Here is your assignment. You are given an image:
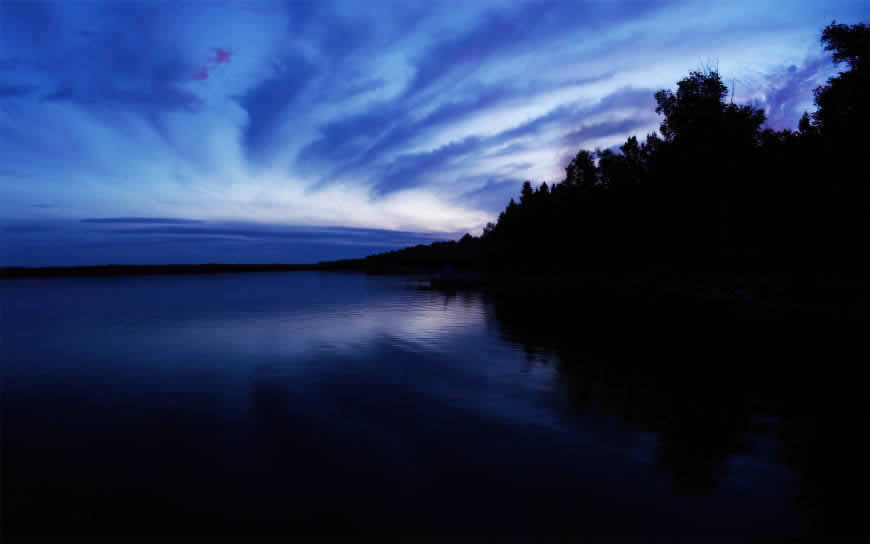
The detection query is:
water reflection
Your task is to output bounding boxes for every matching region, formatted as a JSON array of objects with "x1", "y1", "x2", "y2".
[
  {"x1": 153, "y1": 288, "x2": 485, "y2": 359},
  {"x1": 495, "y1": 295, "x2": 778, "y2": 474},
  {"x1": 0, "y1": 272, "x2": 839, "y2": 535},
  {"x1": 485, "y1": 288, "x2": 861, "y2": 534}
]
